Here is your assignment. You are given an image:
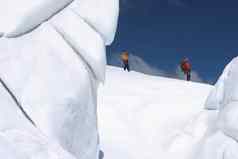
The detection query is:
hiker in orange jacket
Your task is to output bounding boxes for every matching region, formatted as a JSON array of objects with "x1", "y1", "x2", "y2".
[
  {"x1": 180, "y1": 58, "x2": 191, "y2": 81},
  {"x1": 121, "y1": 51, "x2": 130, "y2": 72}
]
